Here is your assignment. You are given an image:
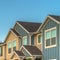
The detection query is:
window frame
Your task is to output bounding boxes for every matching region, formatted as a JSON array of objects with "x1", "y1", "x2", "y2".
[
  {"x1": 8, "y1": 42, "x2": 11, "y2": 53},
  {"x1": 45, "y1": 27, "x2": 57, "y2": 48},
  {"x1": 12, "y1": 40, "x2": 16, "y2": 51},
  {"x1": 37, "y1": 34, "x2": 42, "y2": 45},
  {"x1": 23, "y1": 36, "x2": 27, "y2": 45}
]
